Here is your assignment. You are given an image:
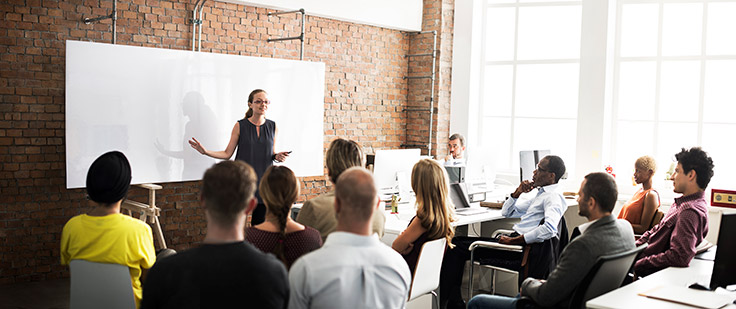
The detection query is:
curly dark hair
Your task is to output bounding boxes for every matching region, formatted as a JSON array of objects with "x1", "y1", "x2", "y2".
[{"x1": 675, "y1": 147, "x2": 714, "y2": 190}]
